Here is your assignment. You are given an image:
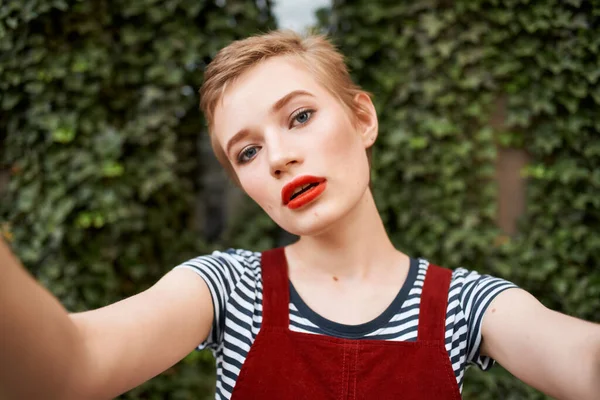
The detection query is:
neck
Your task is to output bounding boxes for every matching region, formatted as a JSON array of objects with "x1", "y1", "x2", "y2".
[{"x1": 288, "y1": 189, "x2": 403, "y2": 280}]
